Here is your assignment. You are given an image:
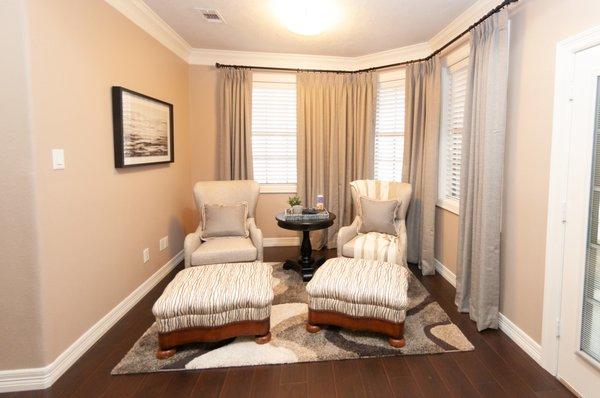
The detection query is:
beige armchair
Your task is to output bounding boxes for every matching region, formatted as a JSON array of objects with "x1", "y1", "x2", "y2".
[
  {"x1": 337, "y1": 180, "x2": 412, "y2": 266},
  {"x1": 184, "y1": 180, "x2": 263, "y2": 267}
]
